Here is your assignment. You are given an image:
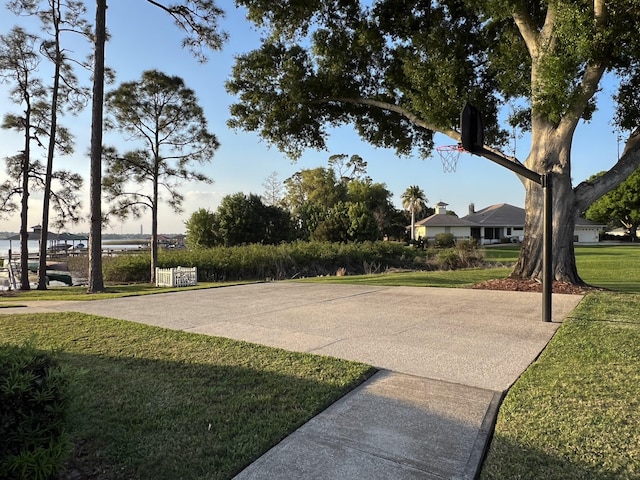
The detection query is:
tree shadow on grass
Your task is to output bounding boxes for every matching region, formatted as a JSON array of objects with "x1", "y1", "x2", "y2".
[
  {"x1": 58, "y1": 350, "x2": 374, "y2": 480},
  {"x1": 0, "y1": 320, "x2": 373, "y2": 480},
  {"x1": 481, "y1": 430, "x2": 636, "y2": 480}
]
